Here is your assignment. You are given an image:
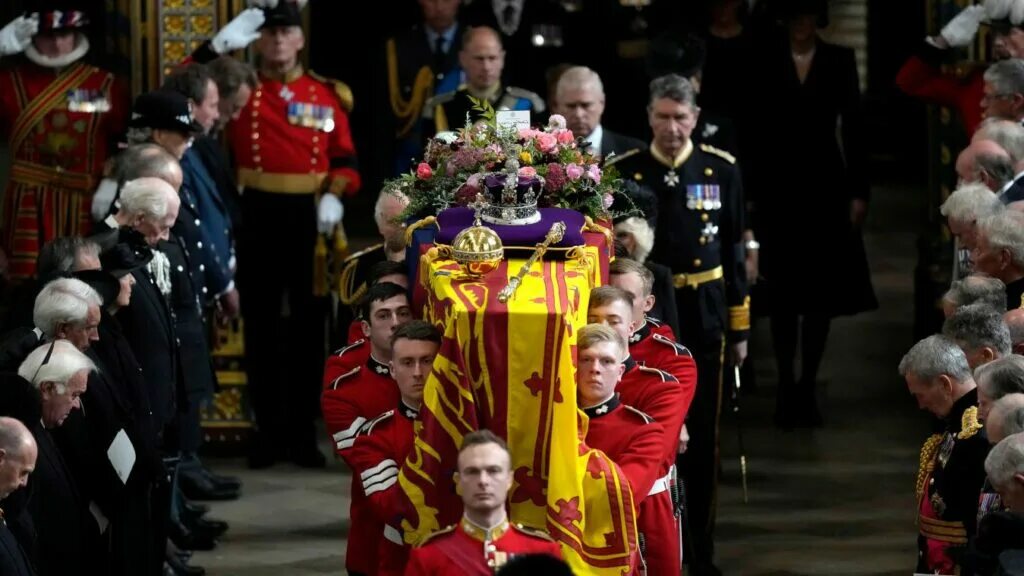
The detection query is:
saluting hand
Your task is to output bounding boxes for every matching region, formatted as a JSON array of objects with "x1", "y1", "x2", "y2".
[
  {"x1": 212, "y1": 8, "x2": 265, "y2": 54},
  {"x1": 0, "y1": 14, "x2": 38, "y2": 57}
]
